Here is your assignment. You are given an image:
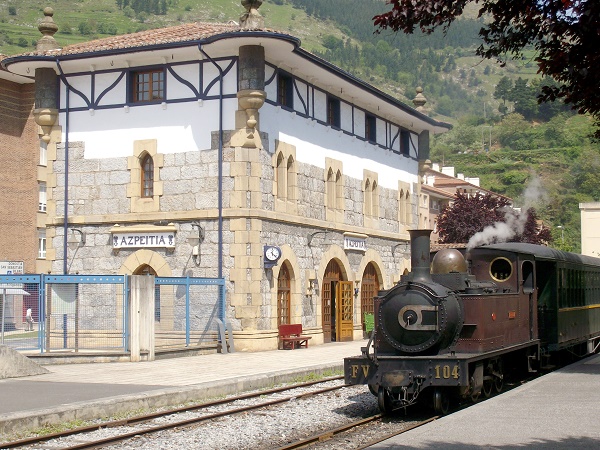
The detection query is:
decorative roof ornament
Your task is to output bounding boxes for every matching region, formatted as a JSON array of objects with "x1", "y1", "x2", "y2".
[
  {"x1": 36, "y1": 7, "x2": 60, "y2": 52},
  {"x1": 240, "y1": 0, "x2": 264, "y2": 30},
  {"x1": 412, "y1": 86, "x2": 427, "y2": 113}
]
